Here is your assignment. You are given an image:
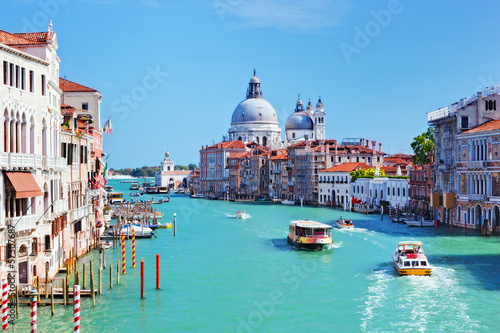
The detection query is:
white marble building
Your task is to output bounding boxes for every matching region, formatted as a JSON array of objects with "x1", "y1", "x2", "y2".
[
  {"x1": 351, "y1": 167, "x2": 410, "y2": 208},
  {"x1": 0, "y1": 23, "x2": 67, "y2": 283},
  {"x1": 285, "y1": 95, "x2": 325, "y2": 144},
  {"x1": 228, "y1": 71, "x2": 281, "y2": 147},
  {"x1": 155, "y1": 152, "x2": 191, "y2": 189}
]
